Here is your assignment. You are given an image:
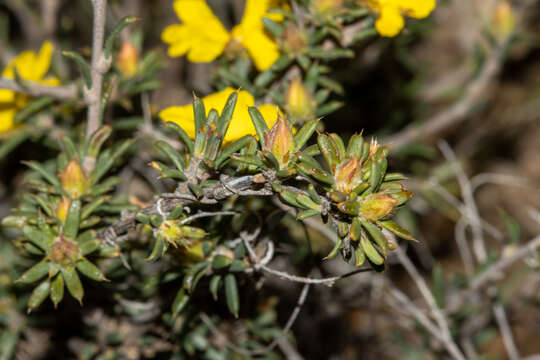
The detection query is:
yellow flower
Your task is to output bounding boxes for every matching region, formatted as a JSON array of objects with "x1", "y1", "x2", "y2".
[
  {"x1": 159, "y1": 87, "x2": 279, "y2": 143},
  {"x1": 367, "y1": 0, "x2": 436, "y2": 37},
  {"x1": 161, "y1": 0, "x2": 284, "y2": 71},
  {"x1": 0, "y1": 41, "x2": 59, "y2": 133}
]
